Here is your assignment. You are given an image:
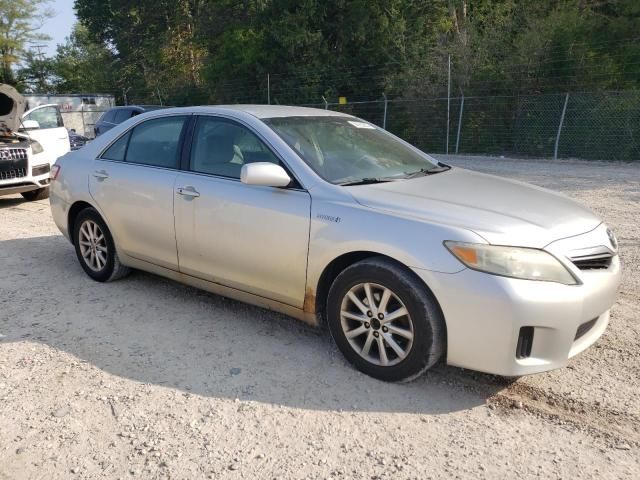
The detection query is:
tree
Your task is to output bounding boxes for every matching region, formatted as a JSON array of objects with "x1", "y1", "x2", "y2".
[
  {"x1": 16, "y1": 48, "x2": 55, "y2": 92},
  {"x1": 51, "y1": 24, "x2": 119, "y2": 94},
  {"x1": 0, "y1": 0, "x2": 52, "y2": 85},
  {"x1": 74, "y1": 0, "x2": 207, "y2": 104},
  {"x1": 71, "y1": 0, "x2": 640, "y2": 105}
]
